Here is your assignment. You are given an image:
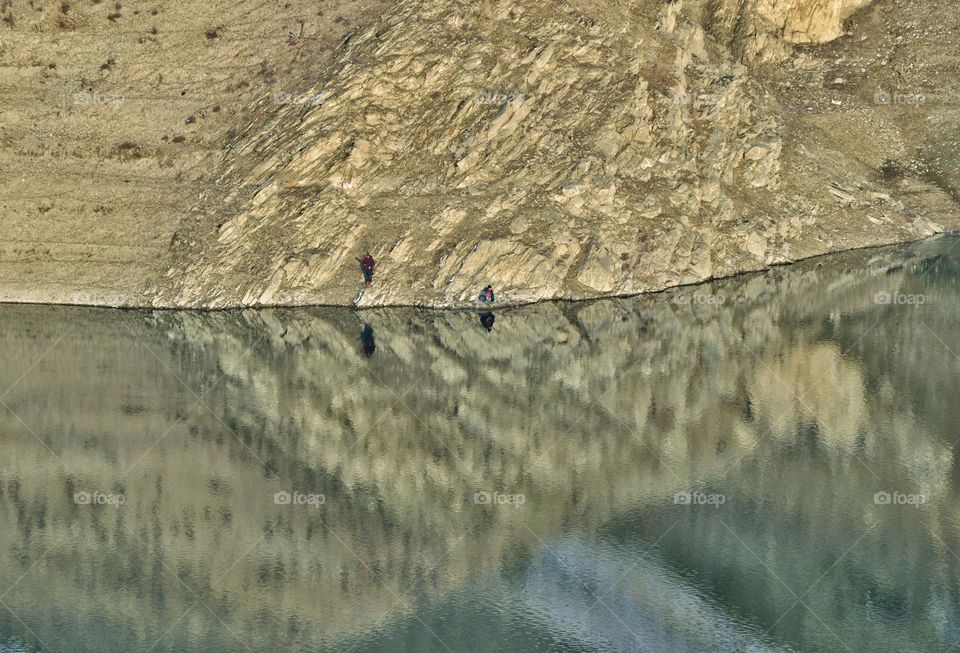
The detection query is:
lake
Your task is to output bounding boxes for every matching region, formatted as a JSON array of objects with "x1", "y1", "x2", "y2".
[{"x1": 1, "y1": 236, "x2": 959, "y2": 652}]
